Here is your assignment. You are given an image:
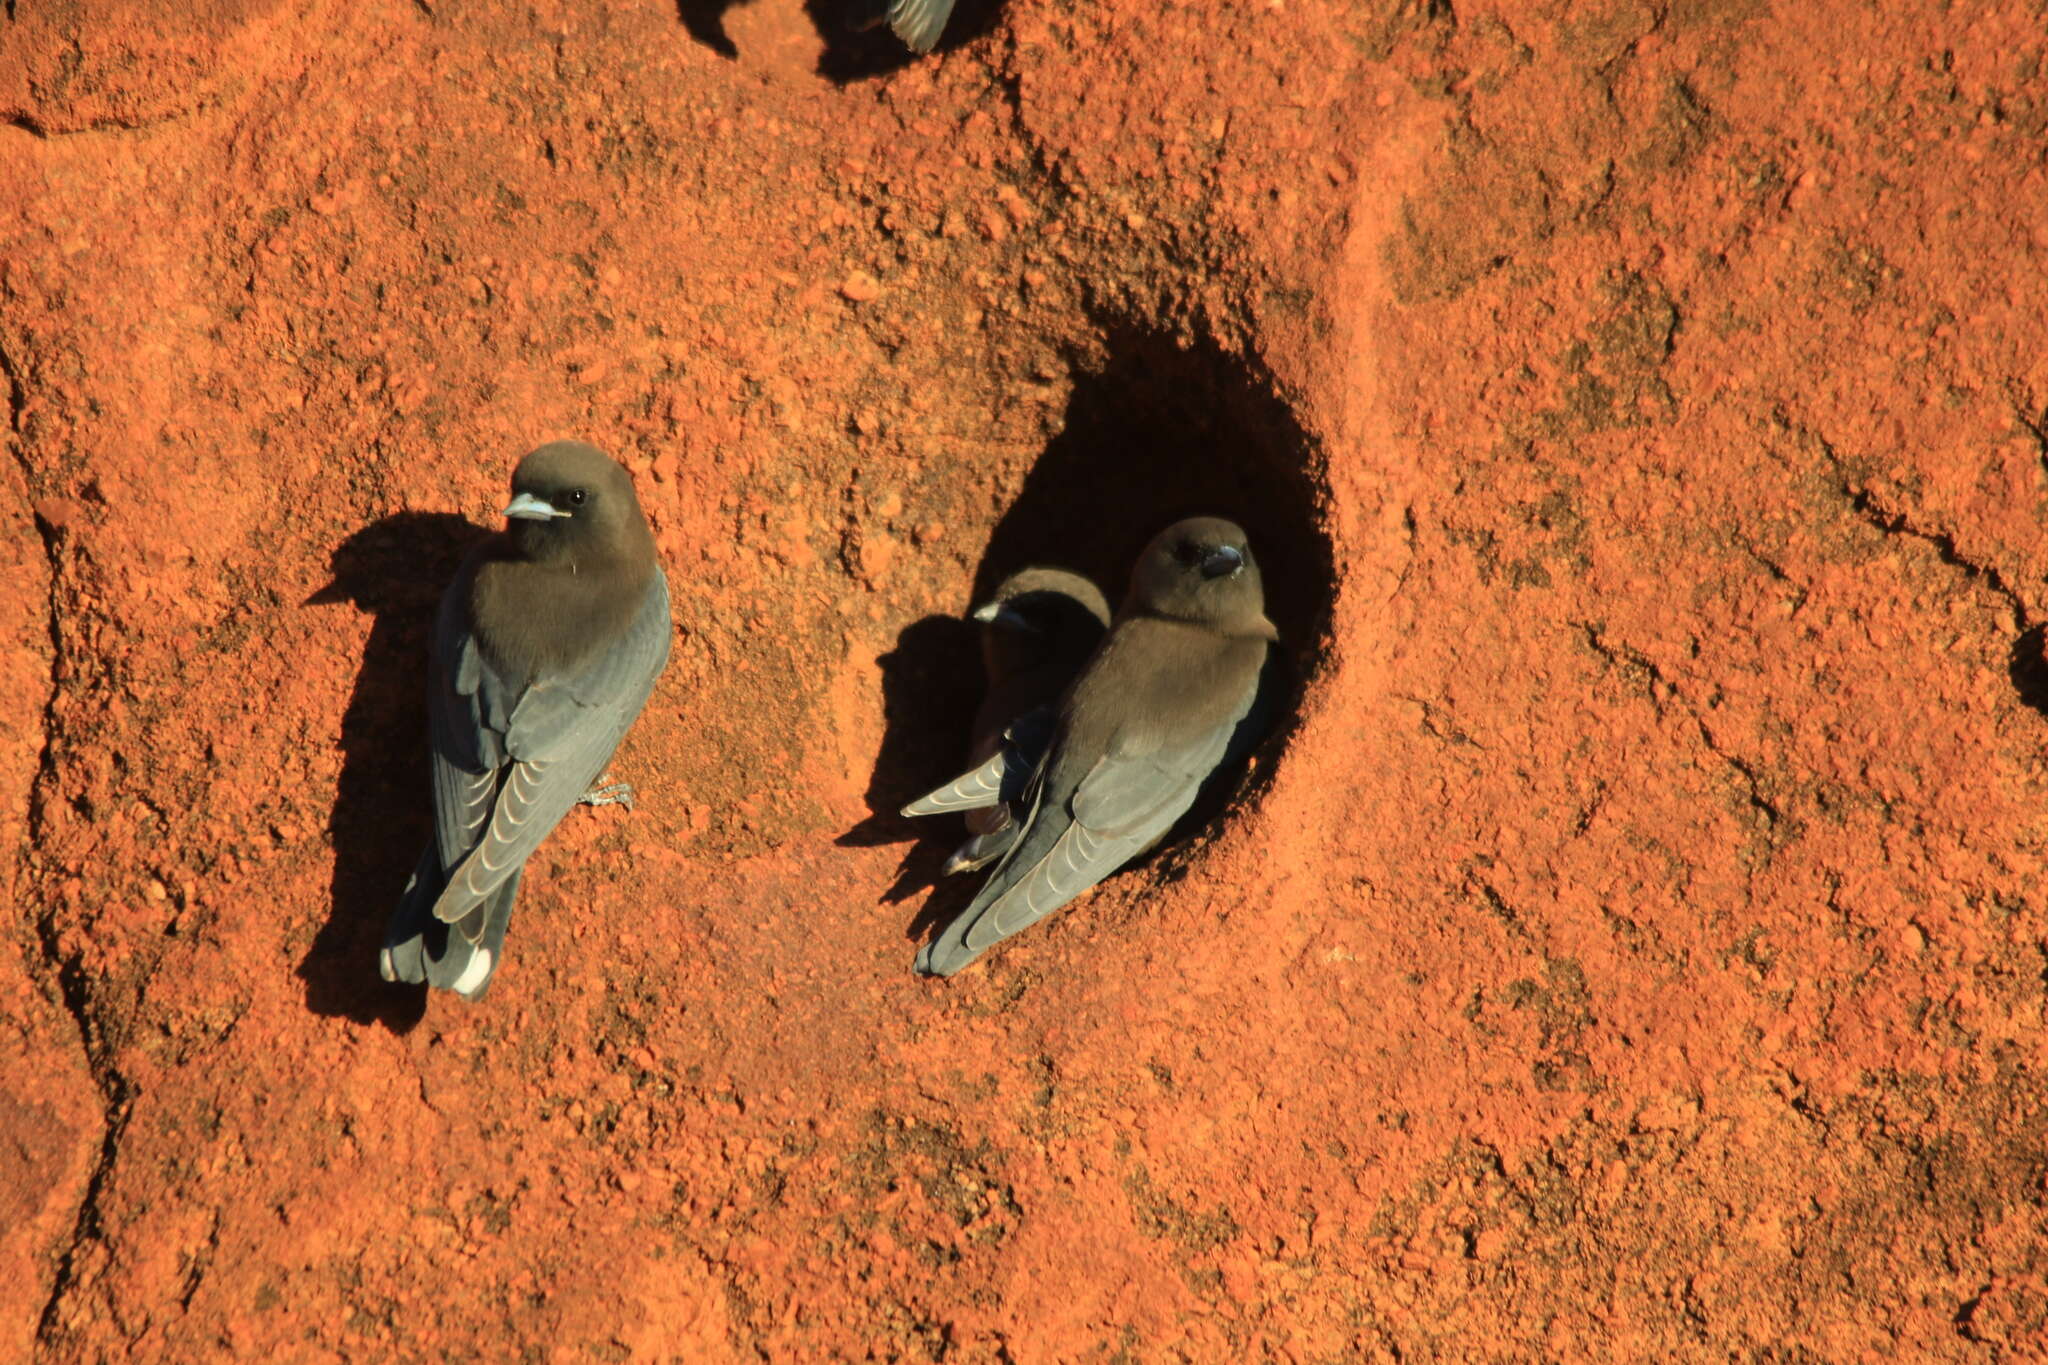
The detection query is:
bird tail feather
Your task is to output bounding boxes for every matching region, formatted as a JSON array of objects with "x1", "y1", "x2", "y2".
[
  {"x1": 900, "y1": 748, "x2": 1010, "y2": 817},
  {"x1": 381, "y1": 847, "x2": 521, "y2": 1001}
]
